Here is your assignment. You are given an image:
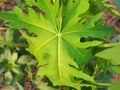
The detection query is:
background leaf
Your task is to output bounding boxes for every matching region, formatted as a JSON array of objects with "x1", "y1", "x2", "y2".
[
  {"x1": 96, "y1": 44, "x2": 120, "y2": 65},
  {"x1": 112, "y1": 66, "x2": 120, "y2": 75},
  {"x1": 108, "y1": 80, "x2": 120, "y2": 90}
]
